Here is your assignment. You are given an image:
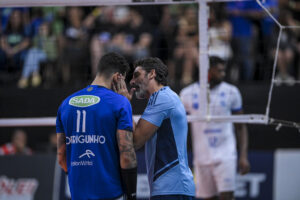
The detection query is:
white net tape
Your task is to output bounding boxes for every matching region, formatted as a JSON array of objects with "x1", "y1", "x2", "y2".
[{"x1": 0, "y1": 114, "x2": 269, "y2": 127}]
